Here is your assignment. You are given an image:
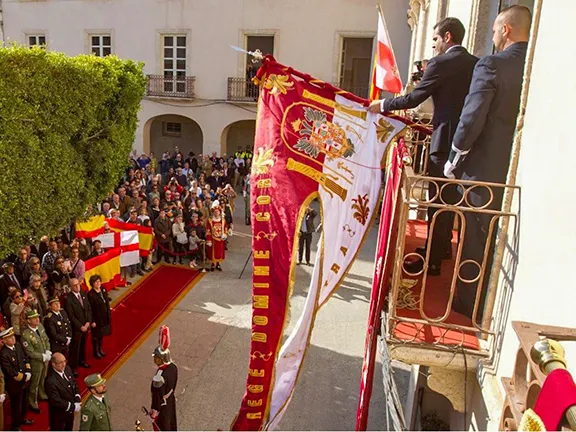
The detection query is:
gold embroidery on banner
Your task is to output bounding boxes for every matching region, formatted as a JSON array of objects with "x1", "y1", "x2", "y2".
[
  {"x1": 254, "y1": 266, "x2": 270, "y2": 276},
  {"x1": 337, "y1": 161, "x2": 354, "y2": 179},
  {"x1": 252, "y1": 332, "x2": 267, "y2": 343},
  {"x1": 256, "y1": 195, "x2": 271, "y2": 205},
  {"x1": 253, "y1": 282, "x2": 270, "y2": 288},
  {"x1": 250, "y1": 351, "x2": 273, "y2": 361},
  {"x1": 302, "y1": 89, "x2": 367, "y2": 121},
  {"x1": 351, "y1": 194, "x2": 370, "y2": 225},
  {"x1": 253, "y1": 295, "x2": 269, "y2": 309},
  {"x1": 253, "y1": 315, "x2": 269, "y2": 326},
  {"x1": 286, "y1": 158, "x2": 347, "y2": 201},
  {"x1": 247, "y1": 398, "x2": 264, "y2": 406},
  {"x1": 254, "y1": 231, "x2": 278, "y2": 241},
  {"x1": 263, "y1": 74, "x2": 294, "y2": 96},
  {"x1": 376, "y1": 118, "x2": 396, "y2": 143},
  {"x1": 251, "y1": 148, "x2": 275, "y2": 176},
  {"x1": 256, "y1": 179, "x2": 272, "y2": 189},
  {"x1": 247, "y1": 412, "x2": 263, "y2": 420},
  {"x1": 340, "y1": 246, "x2": 348, "y2": 256},
  {"x1": 255, "y1": 212, "x2": 271, "y2": 222},
  {"x1": 249, "y1": 369, "x2": 265, "y2": 378},
  {"x1": 342, "y1": 224, "x2": 356, "y2": 237},
  {"x1": 254, "y1": 250, "x2": 270, "y2": 260},
  {"x1": 248, "y1": 385, "x2": 264, "y2": 394},
  {"x1": 331, "y1": 263, "x2": 341, "y2": 274}
]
